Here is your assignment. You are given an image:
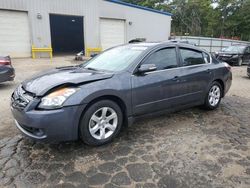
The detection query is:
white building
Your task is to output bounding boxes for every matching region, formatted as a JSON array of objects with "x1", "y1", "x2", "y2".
[{"x1": 0, "y1": 0, "x2": 172, "y2": 57}]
